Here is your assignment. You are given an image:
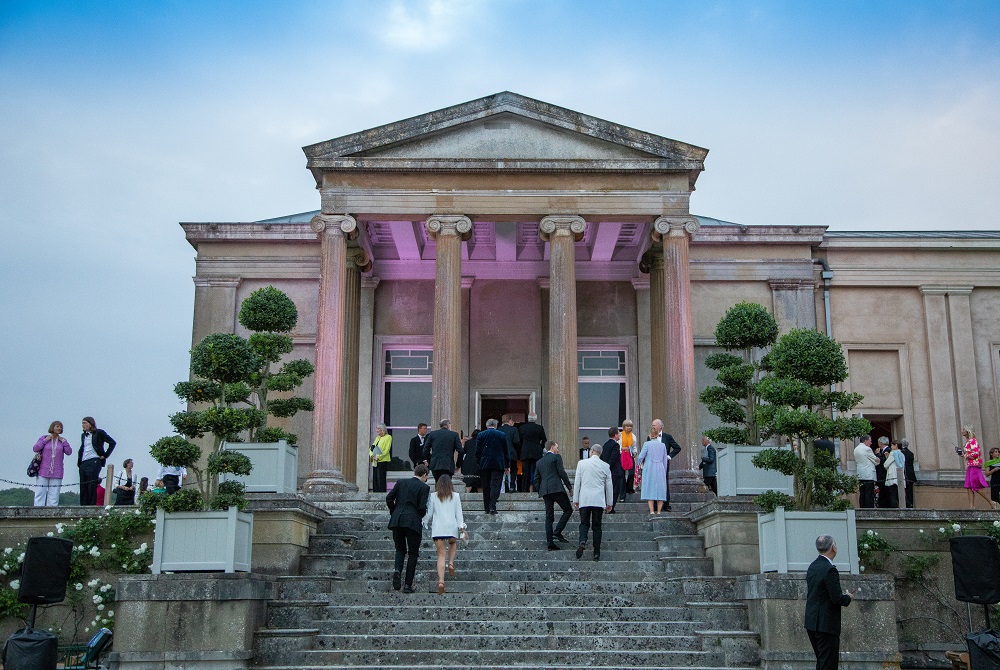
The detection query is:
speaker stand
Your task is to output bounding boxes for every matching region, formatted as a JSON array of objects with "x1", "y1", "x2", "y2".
[{"x1": 27, "y1": 603, "x2": 38, "y2": 629}]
